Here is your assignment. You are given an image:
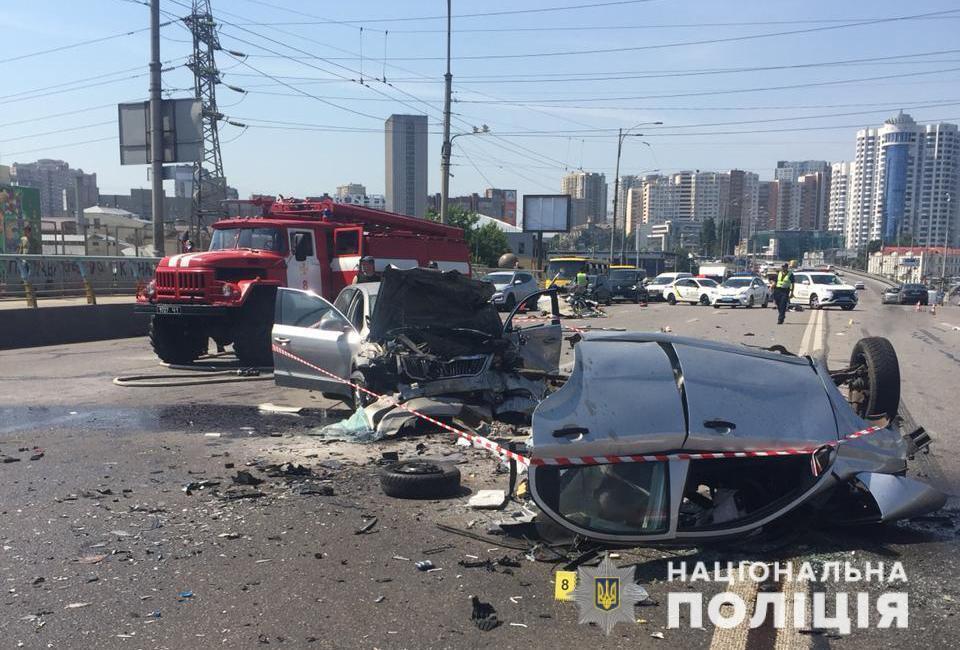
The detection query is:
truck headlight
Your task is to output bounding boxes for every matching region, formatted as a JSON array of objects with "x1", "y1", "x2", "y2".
[
  {"x1": 145, "y1": 279, "x2": 157, "y2": 300},
  {"x1": 222, "y1": 282, "x2": 240, "y2": 298}
]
